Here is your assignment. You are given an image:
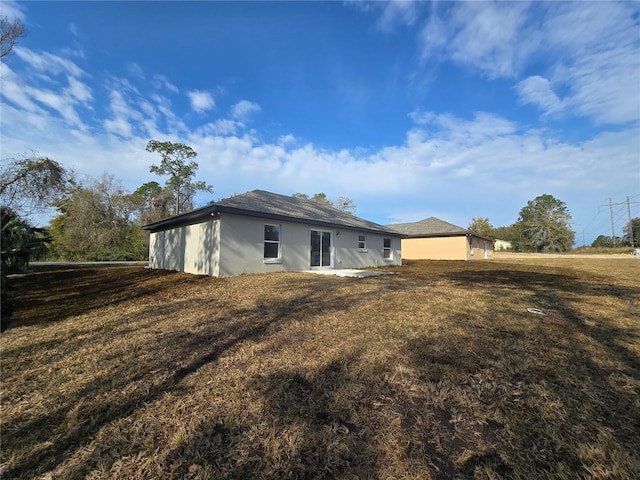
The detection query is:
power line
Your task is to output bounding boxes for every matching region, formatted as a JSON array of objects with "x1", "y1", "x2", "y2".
[{"x1": 598, "y1": 196, "x2": 640, "y2": 245}]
